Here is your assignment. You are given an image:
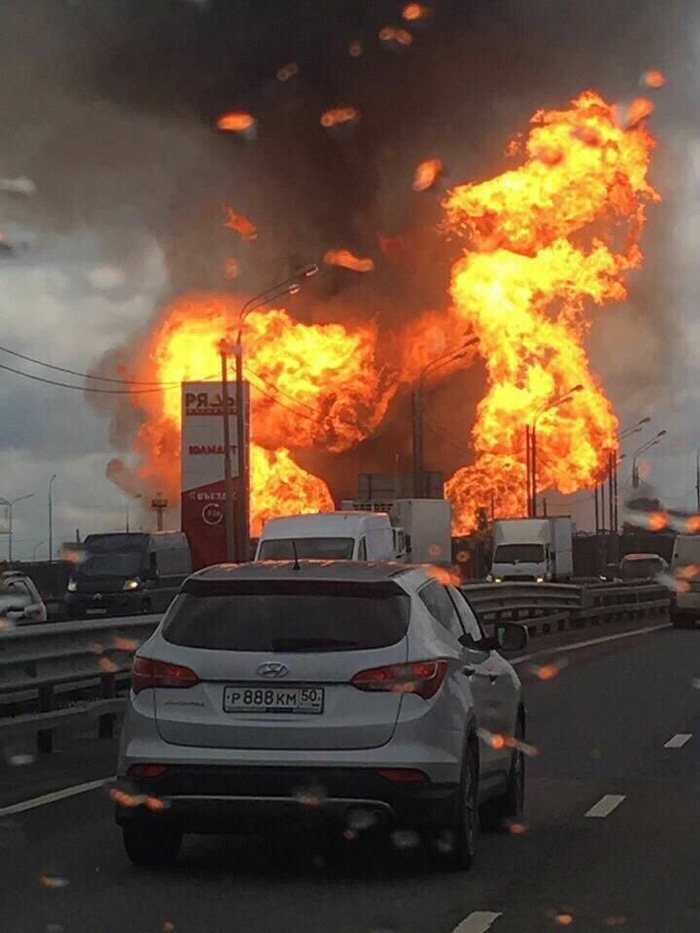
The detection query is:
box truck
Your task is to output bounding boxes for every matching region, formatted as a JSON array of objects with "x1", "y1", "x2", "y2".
[
  {"x1": 341, "y1": 498, "x2": 452, "y2": 565},
  {"x1": 670, "y1": 534, "x2": 700, "y2": 628},
  {"x1": 489, "y1": 517, "x2": 574, "y2": 583}
]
